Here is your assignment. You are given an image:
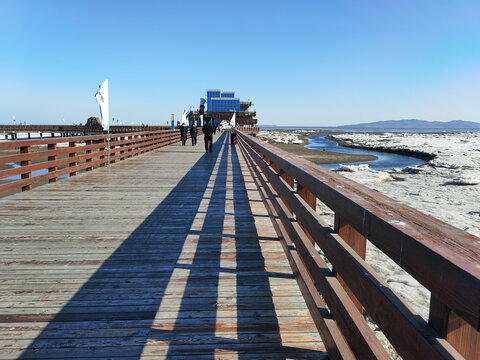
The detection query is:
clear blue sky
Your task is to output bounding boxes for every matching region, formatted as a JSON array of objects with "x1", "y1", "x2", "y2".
[{"x1": 1, "y1": 0, "x2": 479, "y2": 126}]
